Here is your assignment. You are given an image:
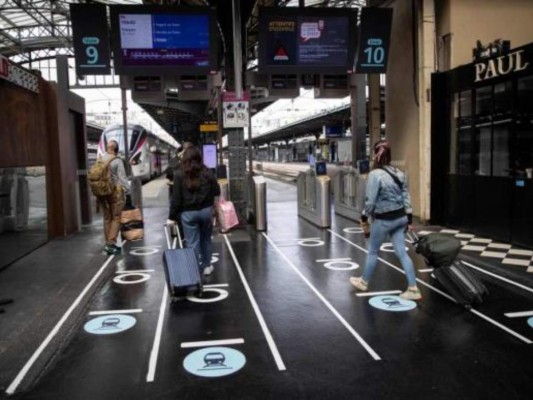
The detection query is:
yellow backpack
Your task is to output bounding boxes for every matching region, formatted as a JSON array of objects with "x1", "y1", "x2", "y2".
[{"x1": 88, "y1": 156, "x2": 116, "y2": 197}]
